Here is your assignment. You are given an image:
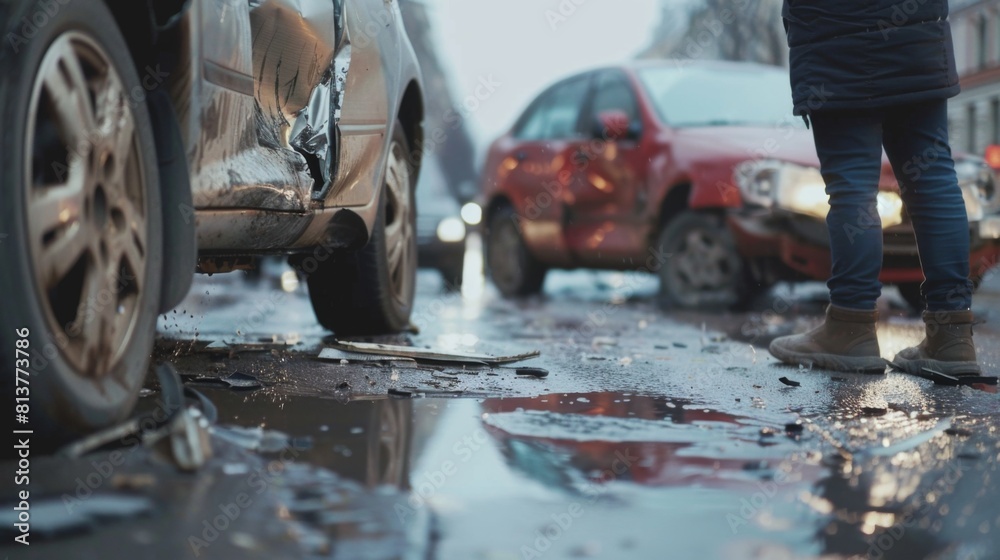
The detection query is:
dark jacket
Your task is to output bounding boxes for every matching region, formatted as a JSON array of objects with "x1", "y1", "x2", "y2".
[{"x1": 783, "y1": 0, "x2": 960, "y2": 115}]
